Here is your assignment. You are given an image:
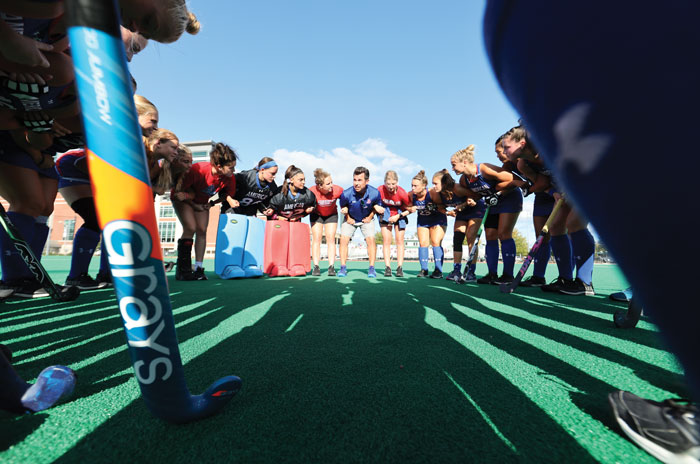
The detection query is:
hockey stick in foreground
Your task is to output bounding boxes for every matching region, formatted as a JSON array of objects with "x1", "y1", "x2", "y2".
[
  {"x1": 500, "y1": 197, "x2": 565, "y2": 294},
  {"x1": 614, "y1": 294, "x2": 643, "y2": 329},
  {"x1": 66, "y1": 0, "x2": 241, "y2": 423},
  {"x1": 0, "y1": 203, "x2": 80, "y2": 302}
]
